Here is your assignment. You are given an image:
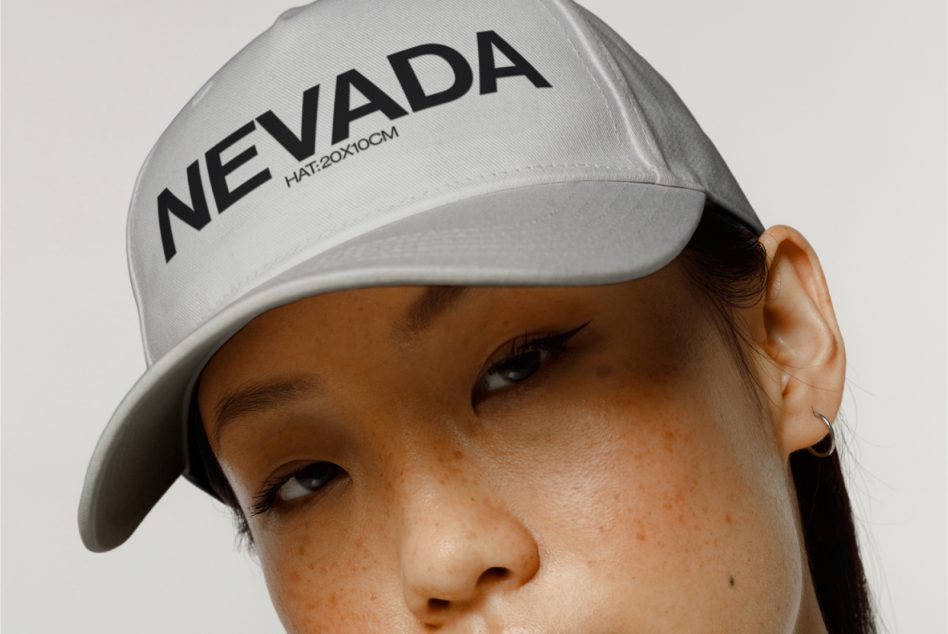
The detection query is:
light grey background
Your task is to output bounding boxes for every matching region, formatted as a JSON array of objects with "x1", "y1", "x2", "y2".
[{"x1": 2, "y1": 0, "x2": 945, "y2": 631}]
